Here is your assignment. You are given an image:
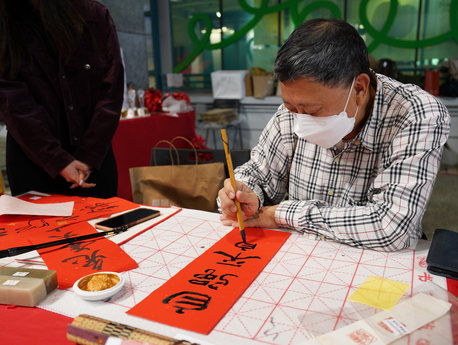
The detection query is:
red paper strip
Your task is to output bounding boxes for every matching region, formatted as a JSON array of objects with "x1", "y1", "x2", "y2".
[
  {"x1": 35, "y1": 222, "x2": 138, "y2": 289},
  {"x1": 0, "y1": 195, "x2": 138, "y2": 250},
  {"x1": 127, "y1": 228, "x2": 290, "y2": 334}
]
